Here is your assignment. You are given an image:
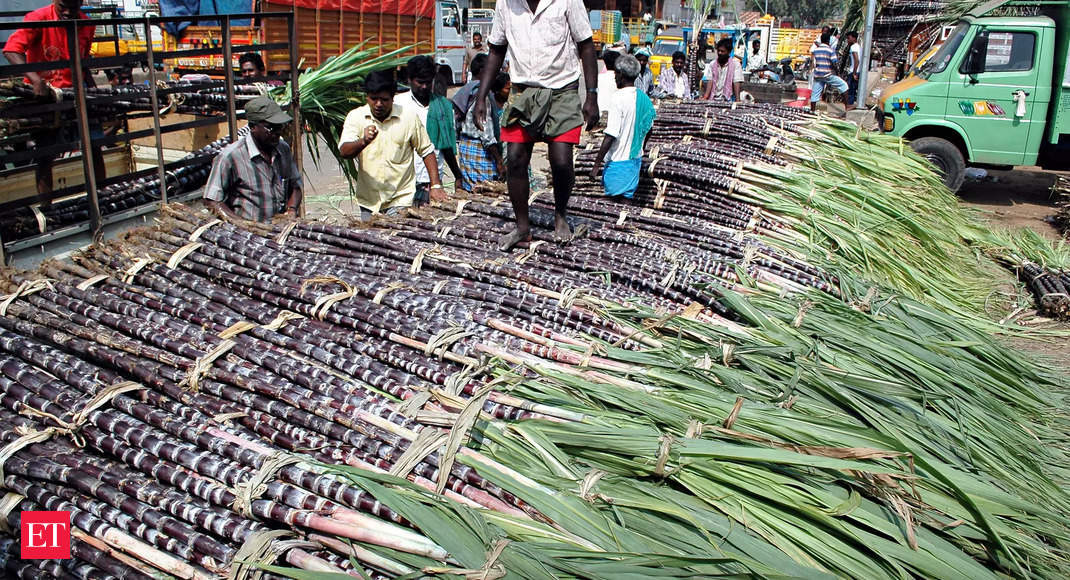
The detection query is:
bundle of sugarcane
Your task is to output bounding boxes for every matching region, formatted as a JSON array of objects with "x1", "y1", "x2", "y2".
[
  {"x1": 575, "y1": 100, "x2": 1057, "y2": 327},
  {"x1": 0, "y1": 116, "x2": 53, "y2": 138},
  {"x1": 0, "y1": 130, "x2": 240, "y2": 243},
  {"x1": 971, "y1": 227, "x2": 1070, "y2": 319},
  {"x1": 682, "y1": 0, "x2": 716, "y2": 98},
  {"x1": 0, "y1": 197, "x2": 1065, "y2": 578},
  {"x1": 1019, "y1": 262, "x2": 1070, "y2": 319}
]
